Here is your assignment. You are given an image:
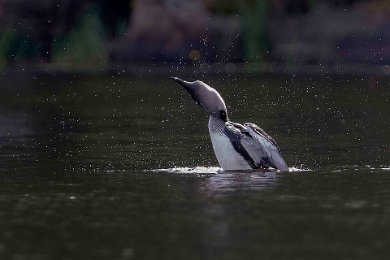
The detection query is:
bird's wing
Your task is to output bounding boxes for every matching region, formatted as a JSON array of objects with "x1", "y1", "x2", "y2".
[
  {"x1": 224, "y1": 121, "x2": 288, "y2": 171},
  {"x1": 244, "y1": 122, "x2": 288, "y2": 171},
  {"x1": 223, "y1": 122, "x2": 261, "y2": 169},
  {"x1": 243, "y1": 123, "x2": 281, "y2": 152}
]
